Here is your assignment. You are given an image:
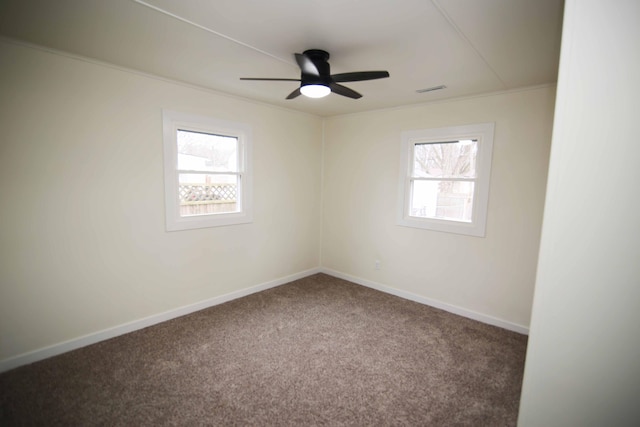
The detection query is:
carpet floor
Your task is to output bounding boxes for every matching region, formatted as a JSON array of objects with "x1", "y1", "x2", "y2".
[{"x1": 0, "y1": 273, "x2": 527, "y2": 426}]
